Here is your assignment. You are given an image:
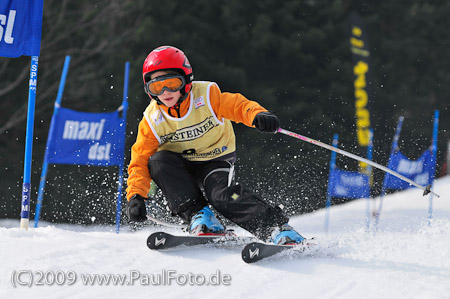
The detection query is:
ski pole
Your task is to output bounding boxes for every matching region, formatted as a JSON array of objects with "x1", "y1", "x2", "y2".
[{"x1": 277, "y1": 128, "x2": 440, "y2": 198}]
